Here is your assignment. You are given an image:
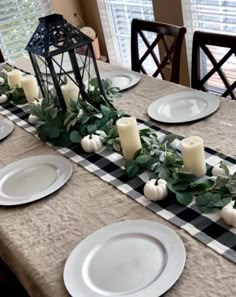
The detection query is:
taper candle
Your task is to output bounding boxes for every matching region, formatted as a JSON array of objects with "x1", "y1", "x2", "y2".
[
  {"x1": 7, "y1": 69, "x2": 22, "y2": 89},
  {"x1": 116, "y1": 117, "x2": 142, "y2": 160},
  {"x1": 21, "y1": 75, "x2": 39, "y2": 103},
  {"x1": 181, "y1": 136, "x2": 206, "y2": 177}
]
